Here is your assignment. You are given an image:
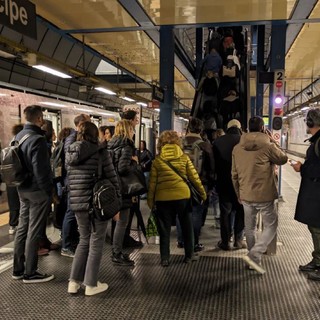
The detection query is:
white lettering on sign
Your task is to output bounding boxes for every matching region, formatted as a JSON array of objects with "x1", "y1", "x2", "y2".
[{"x1": 0, "y1": 0, "x2": 29, "y2": 26}]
